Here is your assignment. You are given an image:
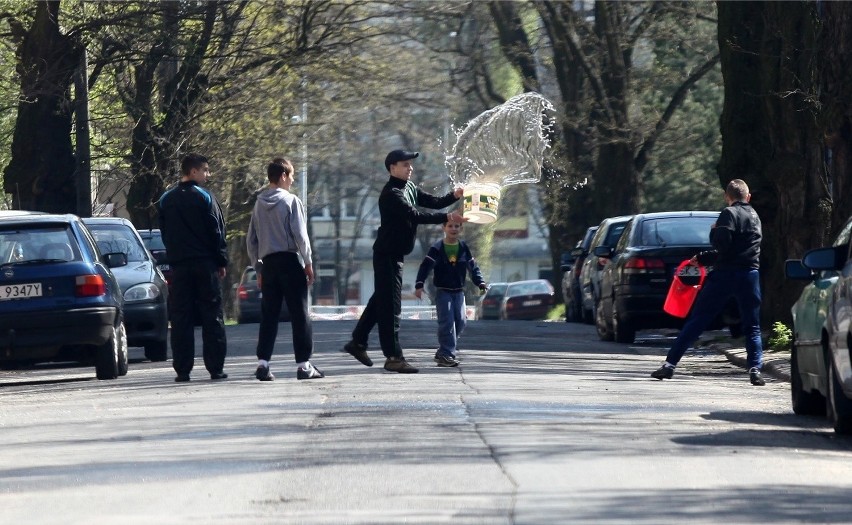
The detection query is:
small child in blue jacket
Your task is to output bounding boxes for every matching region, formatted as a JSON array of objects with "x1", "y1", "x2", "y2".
[{"x1": 414, "y1": 220, "x2": 487, "y2": 367}]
